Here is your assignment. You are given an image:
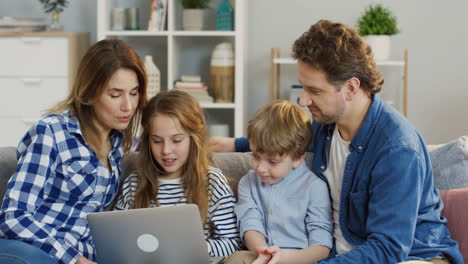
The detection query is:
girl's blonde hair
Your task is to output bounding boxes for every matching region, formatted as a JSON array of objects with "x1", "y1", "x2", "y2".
[
  {"x1": 47, "y1": 39, "x2": 147, "y2": 153},
  {"x1": 134, "y1": 90, "x2": 211, "y2": 223}
]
